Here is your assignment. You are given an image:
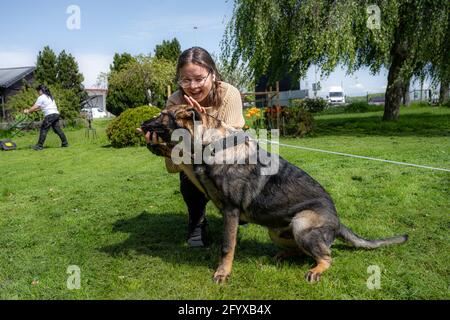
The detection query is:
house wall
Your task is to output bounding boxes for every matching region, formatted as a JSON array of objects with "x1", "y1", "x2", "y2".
[{"x1": 85, "y1": 89, "x2": 113, "y2": 117}]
